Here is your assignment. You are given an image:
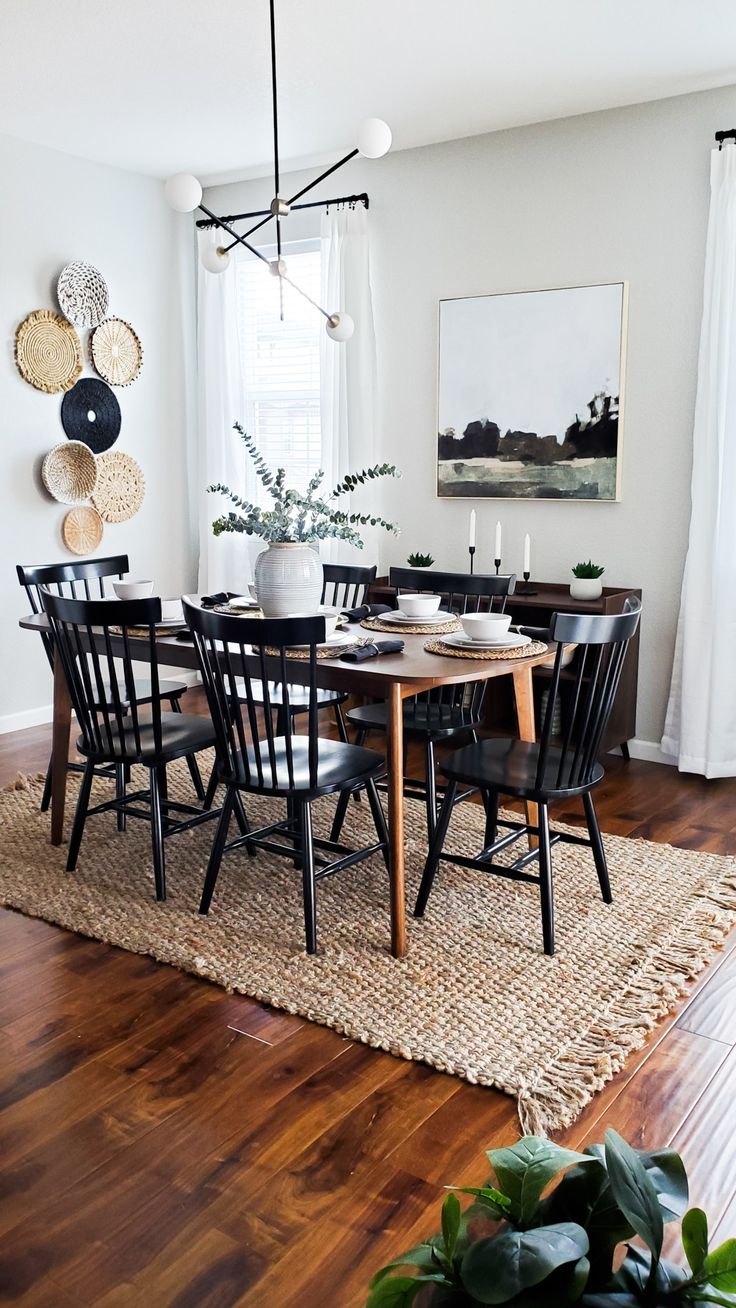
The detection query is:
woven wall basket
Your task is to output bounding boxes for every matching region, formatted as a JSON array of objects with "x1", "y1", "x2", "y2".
[
  {"x1": 62, "y1": 505, "x2": 104, "y2": 555},
  {"x1": 92, "y1": 451, "x2": 145, "y2": 522},
  {"x1": 14, "y1": 310, "x2": 83, "y2": 394},
  {"x1": 57, "y1": 261, "x2": 109, "y2": 329},
  {"x1": 42, "y1": 441, "x2": 98, "y2": 505},
  {"x1": 91, "y1": 317, "x2": 143, "y2": 386}
]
